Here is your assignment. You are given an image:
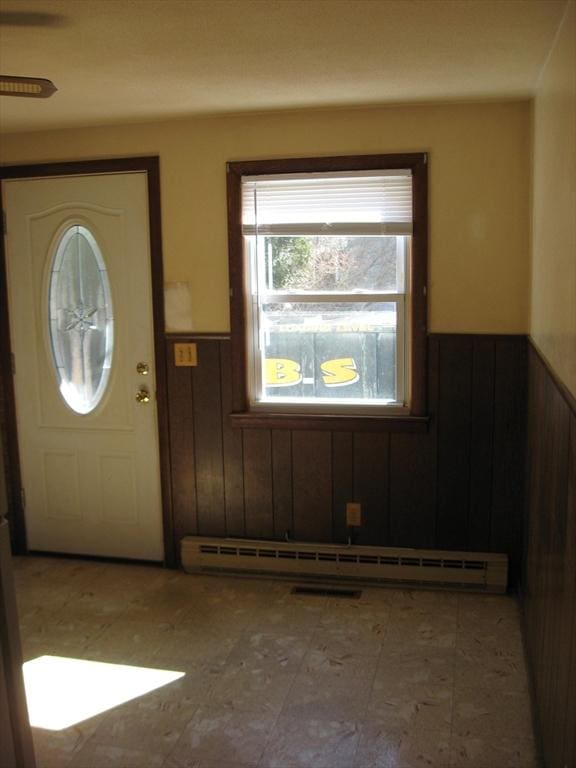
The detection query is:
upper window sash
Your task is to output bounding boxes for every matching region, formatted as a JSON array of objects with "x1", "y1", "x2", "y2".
[{"x1": 247, "y1": 233, "x2": 408, "y2": 296}]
